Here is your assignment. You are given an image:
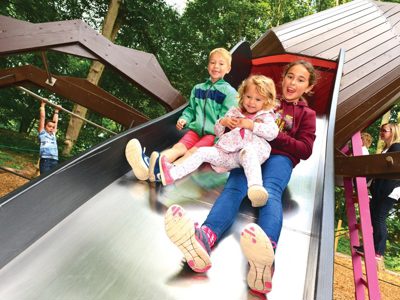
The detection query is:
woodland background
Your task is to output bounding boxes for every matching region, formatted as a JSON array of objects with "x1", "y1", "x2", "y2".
[{"x1": 0, "y1": 0, "x2": 399, "y2": 271}]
